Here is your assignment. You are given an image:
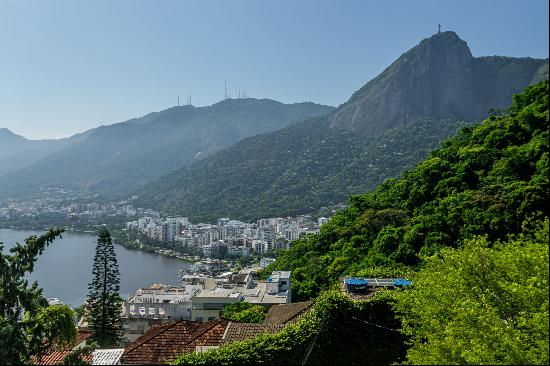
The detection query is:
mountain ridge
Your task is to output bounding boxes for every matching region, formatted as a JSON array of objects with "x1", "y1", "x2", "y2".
[
  {"x1": 136, "y1": 31, "x2": 548, "y2": 220},
  {"x1": 0, "y1": 98, "x2": 334, "y2": 198},
  {"x1": 0, "y1": 128, "x2": 93, "y2": 177}
]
